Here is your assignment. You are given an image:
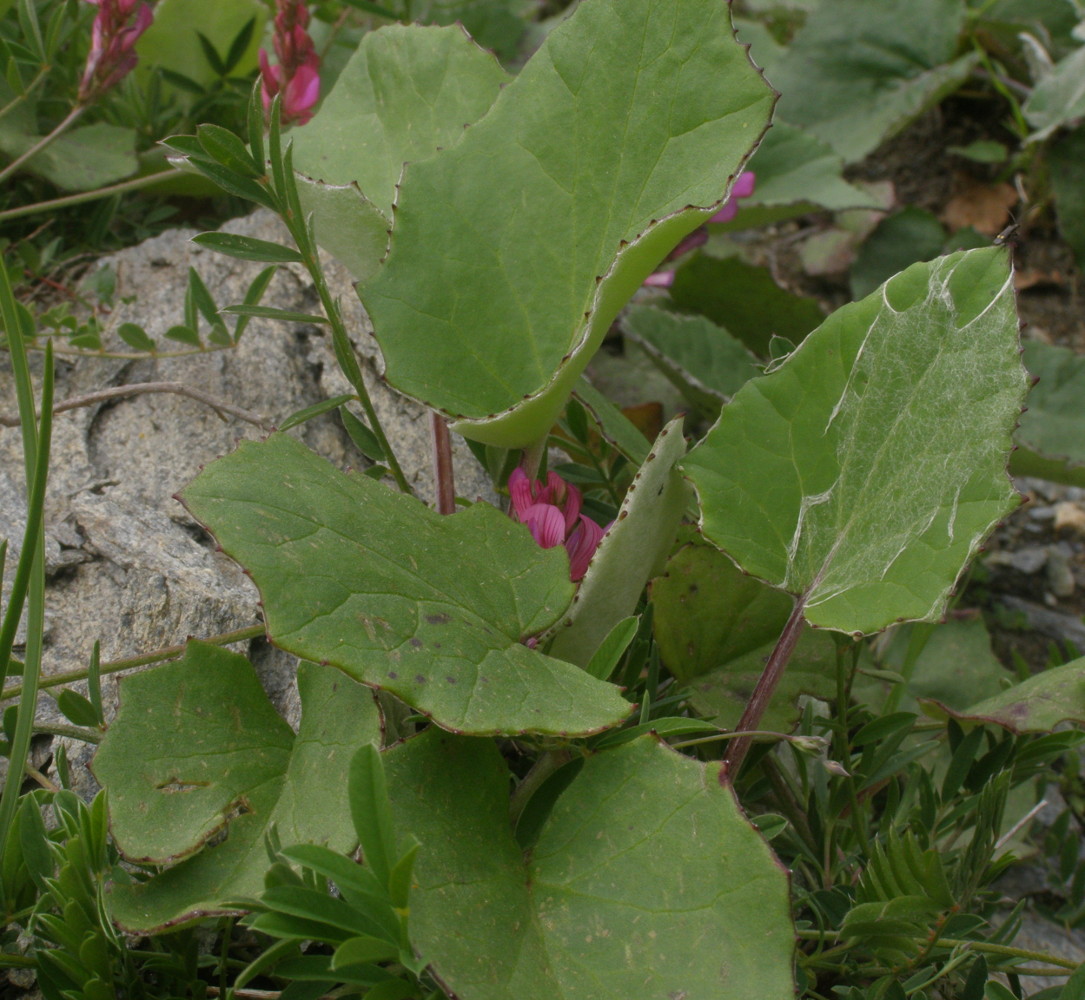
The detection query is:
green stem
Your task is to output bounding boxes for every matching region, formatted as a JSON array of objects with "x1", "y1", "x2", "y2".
[
  {"x1": 519, "y1": 436, "x2": 548, "y2": 481},
  {"x1": 305, "y1": 258, "x2": 412, "y2": 494},
  {"x1": 794, "y1": 929, "x2": 1080, "y2": 972},
  {"x1": 1, "y1": 623, "x2": 265, "y2": 702},
  {"x1": 937, "y1": 937, "x2": 1080, "y2": 971},
  {"x1": 0, "y1": 170, "x2": 180, "y2": 225},
  {"x1": 508, "y1": 748, "x2": 575, "y2": 828},
  {"x1": 0, "y1": 65, "x2": 50, "y2": 126},
  {"x1": 0, "y1": 104, "x2": 85, "y2": 187},
  {"x1": 883, "y1": 621, "x2": 934, "y2": 715},
  {"x1": 834, "y1": 642, "x2": 870, "y2": 857},
  {"x1": 270, "y1": 133, "x2": 411, "y2": 495},
  {"x1": 0, "y1": 327, "x2": 53, "y2": 854},
  {"x1": 31, "y1": 722, "x2": 102, "y2": 744}
]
